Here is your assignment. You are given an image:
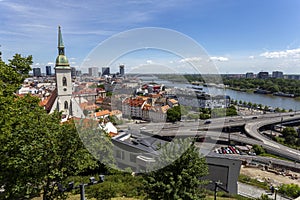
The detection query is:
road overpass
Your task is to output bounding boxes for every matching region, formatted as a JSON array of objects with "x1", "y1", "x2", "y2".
[
  {"x1": 244, "y1": 113, "x2": 300, "y2": 163},
  {"x1": 118, "y1": 111, "x2": 300, "y2": 163}
]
